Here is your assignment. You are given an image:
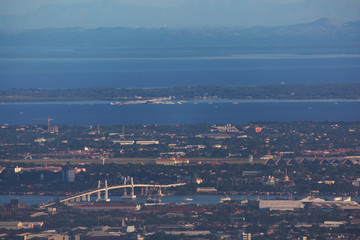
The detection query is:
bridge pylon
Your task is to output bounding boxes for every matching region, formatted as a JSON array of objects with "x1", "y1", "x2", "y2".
[
  {"x1": 122, "y1": 177, "x2": 136, "y2": 199},
  {"x1": 156, "y1": 187, "x2": 164, "y2": 196},
  {"x1": 97, "y1": 180, "x2": 102, "y2": 201},
  {"x1": 104, "y1": 180, "x2": 110, "y2": 202},
  {"x1": 123, "y1": 178, "x2": 127, "y2": 196}
]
